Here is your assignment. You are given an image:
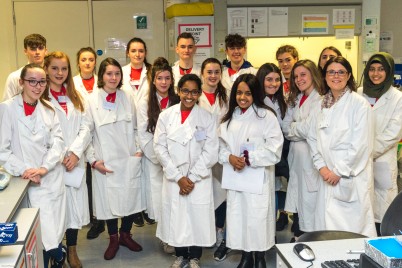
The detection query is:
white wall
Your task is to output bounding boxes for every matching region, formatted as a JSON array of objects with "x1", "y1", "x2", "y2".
[{"x1": 247, "y1": 36, "x2": 359, "y2": 81}]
